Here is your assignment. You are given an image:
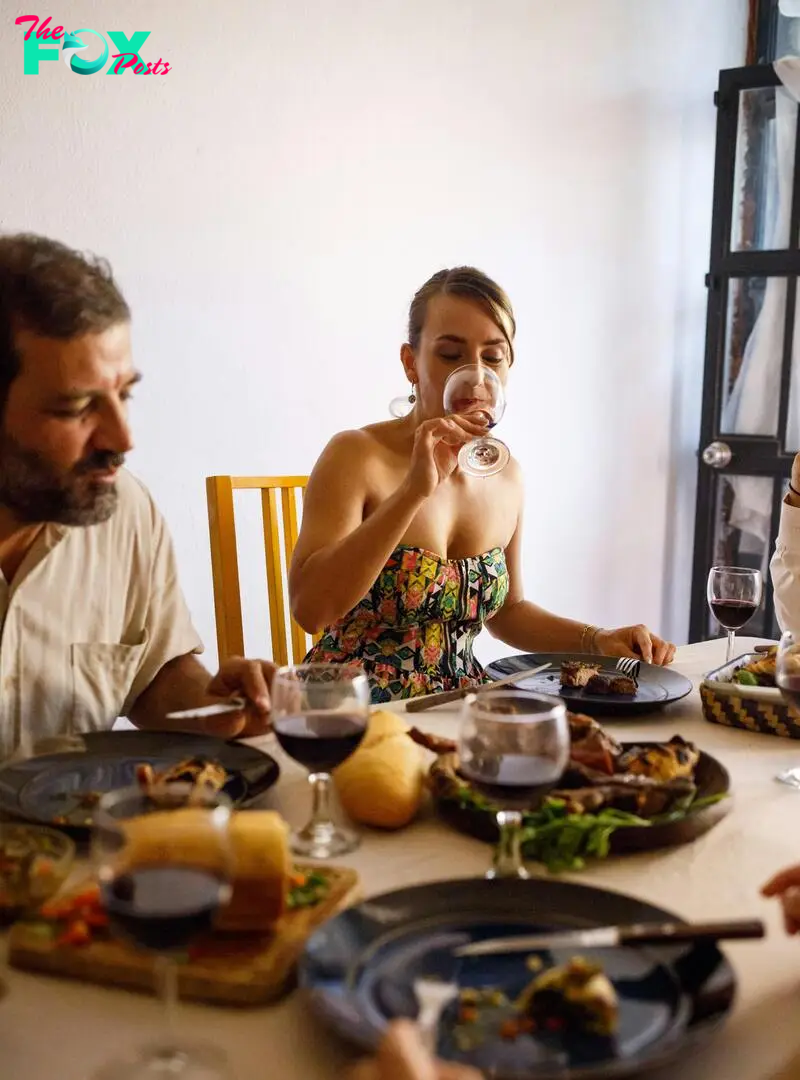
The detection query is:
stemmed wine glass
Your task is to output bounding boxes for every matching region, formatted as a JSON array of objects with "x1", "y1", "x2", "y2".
[
  {"x1": 92, "y1": 784, "x2": 234, "y2": 1079},
  {"x1": 776, "y1": 631, "x2": 800, "y2": 710},
  {"x1": 707, "y1": 566, "x2": 763, "y2": 663},
  {"x1": 773, "y1": 632, "x2": 800, "y2": 788},
  {"x1": 272, "y1": 663, "x2": 370, "y2": 859},
  {"x1": 443, "y1": 364, "x2": 510, "y2": 477},
  {"x1": 457, "y1": 690, "x2": 570, "y2": 879}
]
